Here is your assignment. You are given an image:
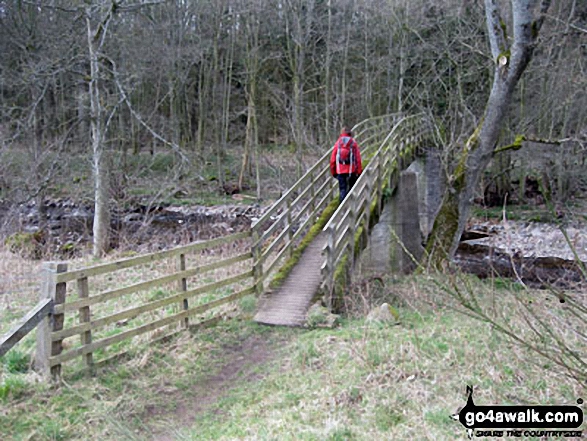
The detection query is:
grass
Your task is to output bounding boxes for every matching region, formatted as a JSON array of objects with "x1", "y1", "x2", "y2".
[
  {"x1": 0, "y1": 144, "x2": 323, "y2": 215},
  {"x1": 471, "y1": 203, "x2": 565, "y2": 223},
  {"x1": 1, "y1": 273, "x2": 584, "y2": 440},
  {"x1": 1, "y1": 350, "x2": 30, "y2": 374}
]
